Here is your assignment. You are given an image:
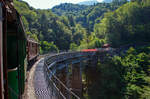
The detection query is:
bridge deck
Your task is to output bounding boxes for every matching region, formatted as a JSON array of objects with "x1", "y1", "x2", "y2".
[{"x1": 34, "y1": 59, "x2": 56, "y2": 99}]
